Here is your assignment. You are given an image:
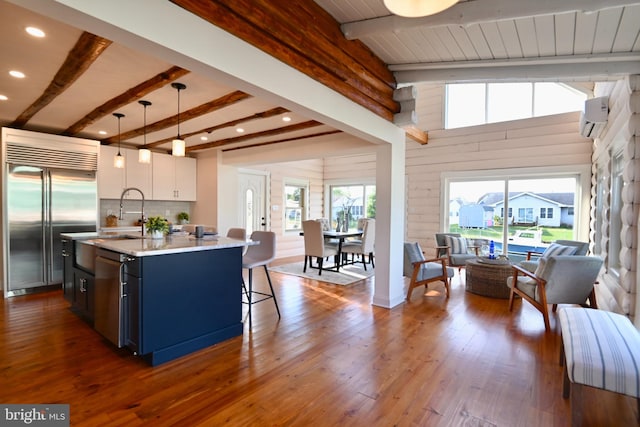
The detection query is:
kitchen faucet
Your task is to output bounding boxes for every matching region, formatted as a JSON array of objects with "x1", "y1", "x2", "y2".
[{"x1": 119, "y1": 187, "x2": 146, "y2": 235}]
